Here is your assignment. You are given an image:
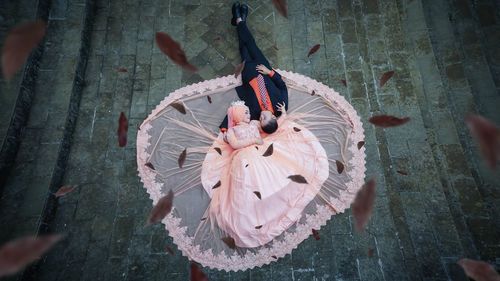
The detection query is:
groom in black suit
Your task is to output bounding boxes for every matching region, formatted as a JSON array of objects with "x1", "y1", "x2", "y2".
[{"x1": 219, "y1": 1, "x2": 288, "y2": 135}]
